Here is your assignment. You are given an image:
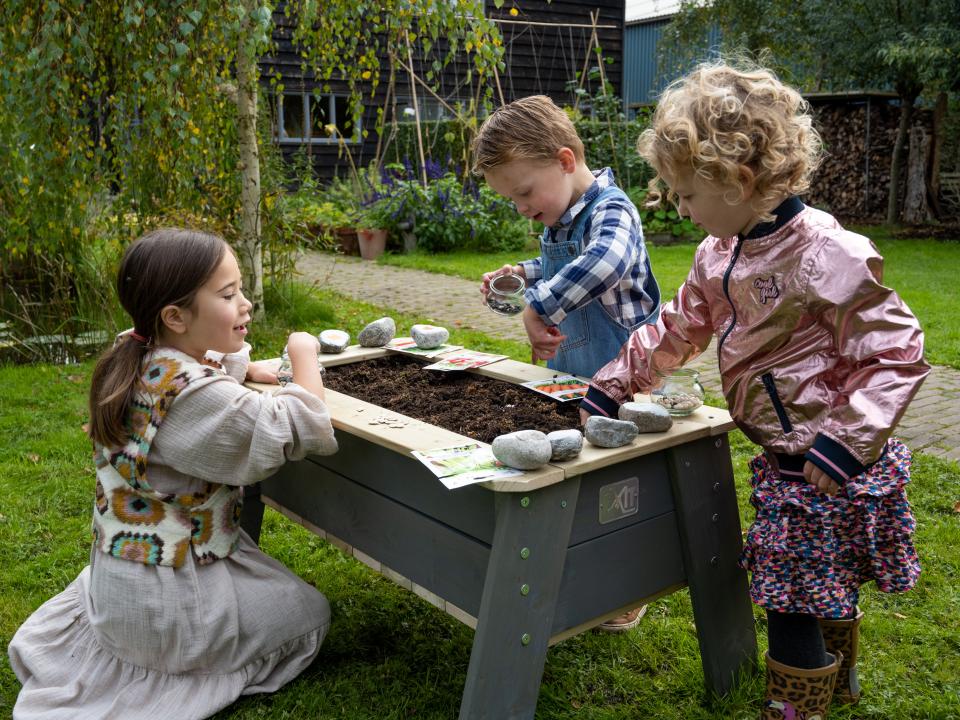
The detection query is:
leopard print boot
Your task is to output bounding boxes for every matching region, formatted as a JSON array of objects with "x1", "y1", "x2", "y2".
[
  {"x1": 761, "y1": 651, "x2": 841, "y2": 720},
  {"x1": 820, "y1": 609, "x2": 864, "y2": 704}
]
